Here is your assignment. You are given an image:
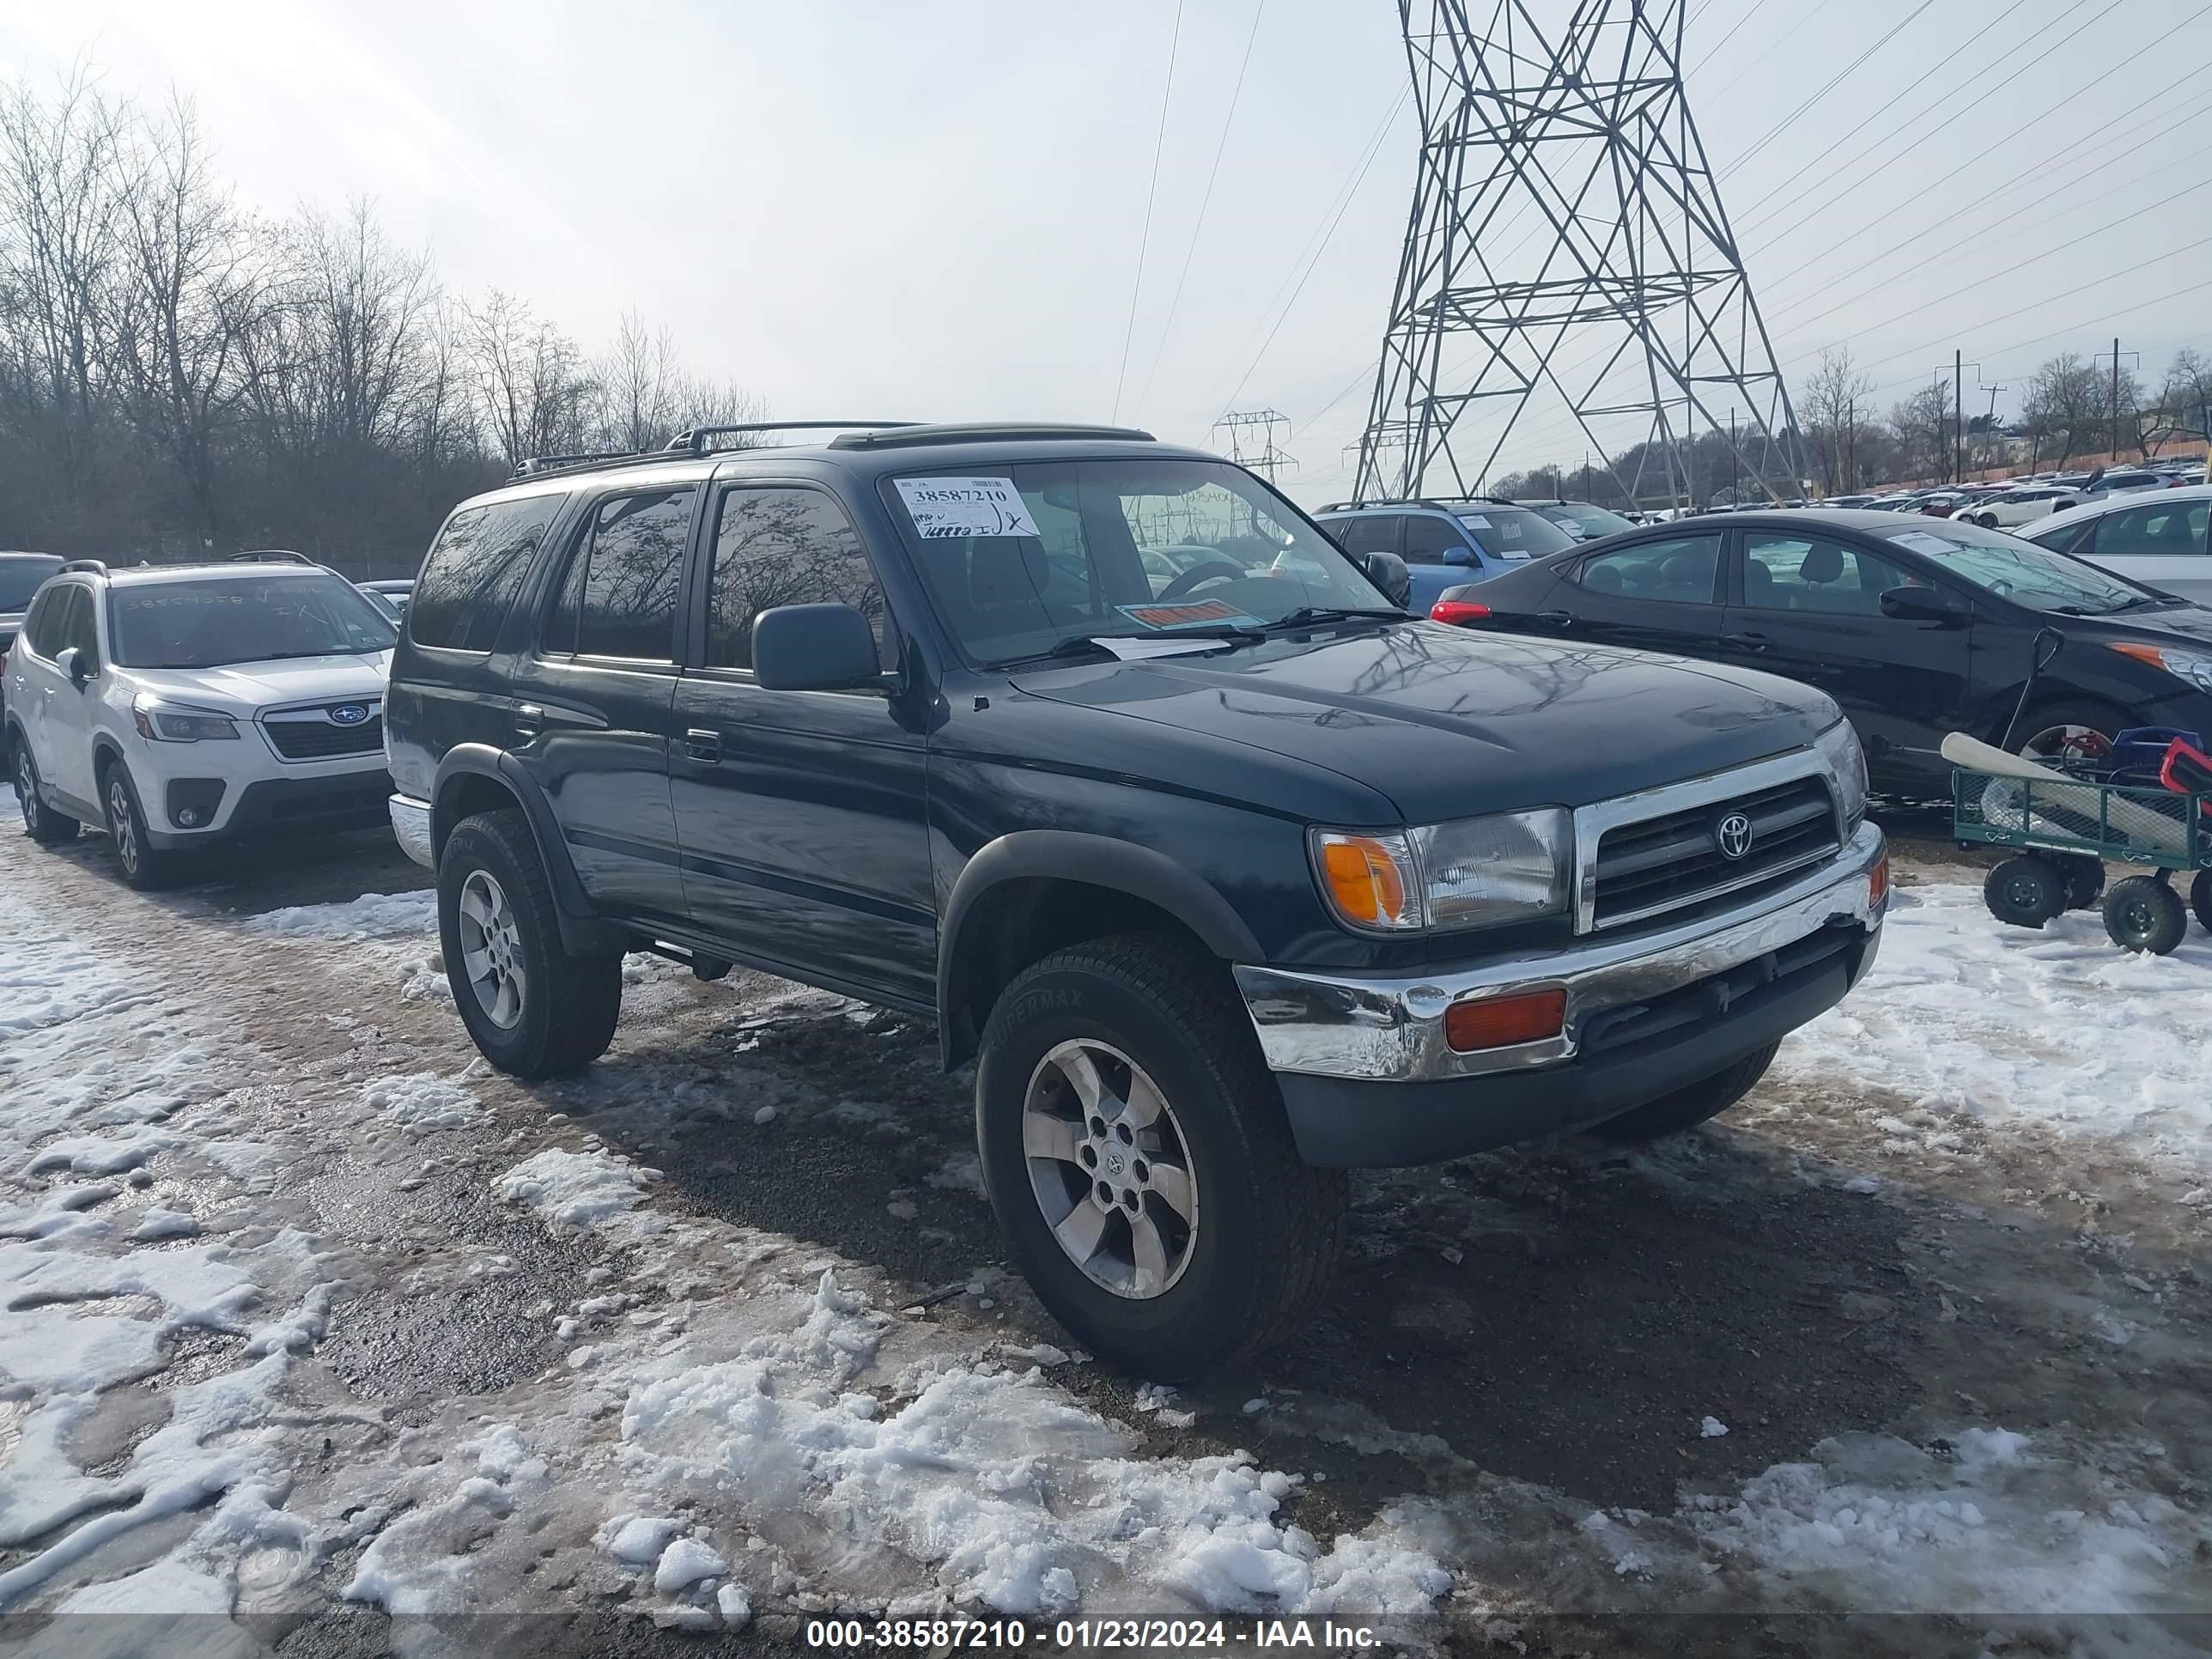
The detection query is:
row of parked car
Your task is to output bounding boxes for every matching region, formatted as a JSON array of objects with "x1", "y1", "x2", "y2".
[{"x1": 9, "y1": 422, "x2": 2208, "y2": 1376}]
